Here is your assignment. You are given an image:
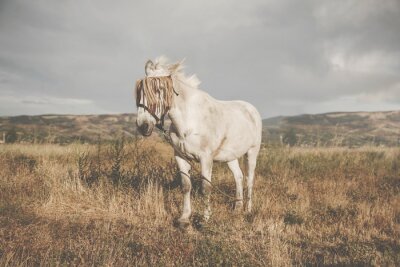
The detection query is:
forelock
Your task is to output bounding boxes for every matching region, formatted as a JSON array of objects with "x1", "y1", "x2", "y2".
[{"x1": 135, "y1": 76, "x2": 175, "y2": 116}]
